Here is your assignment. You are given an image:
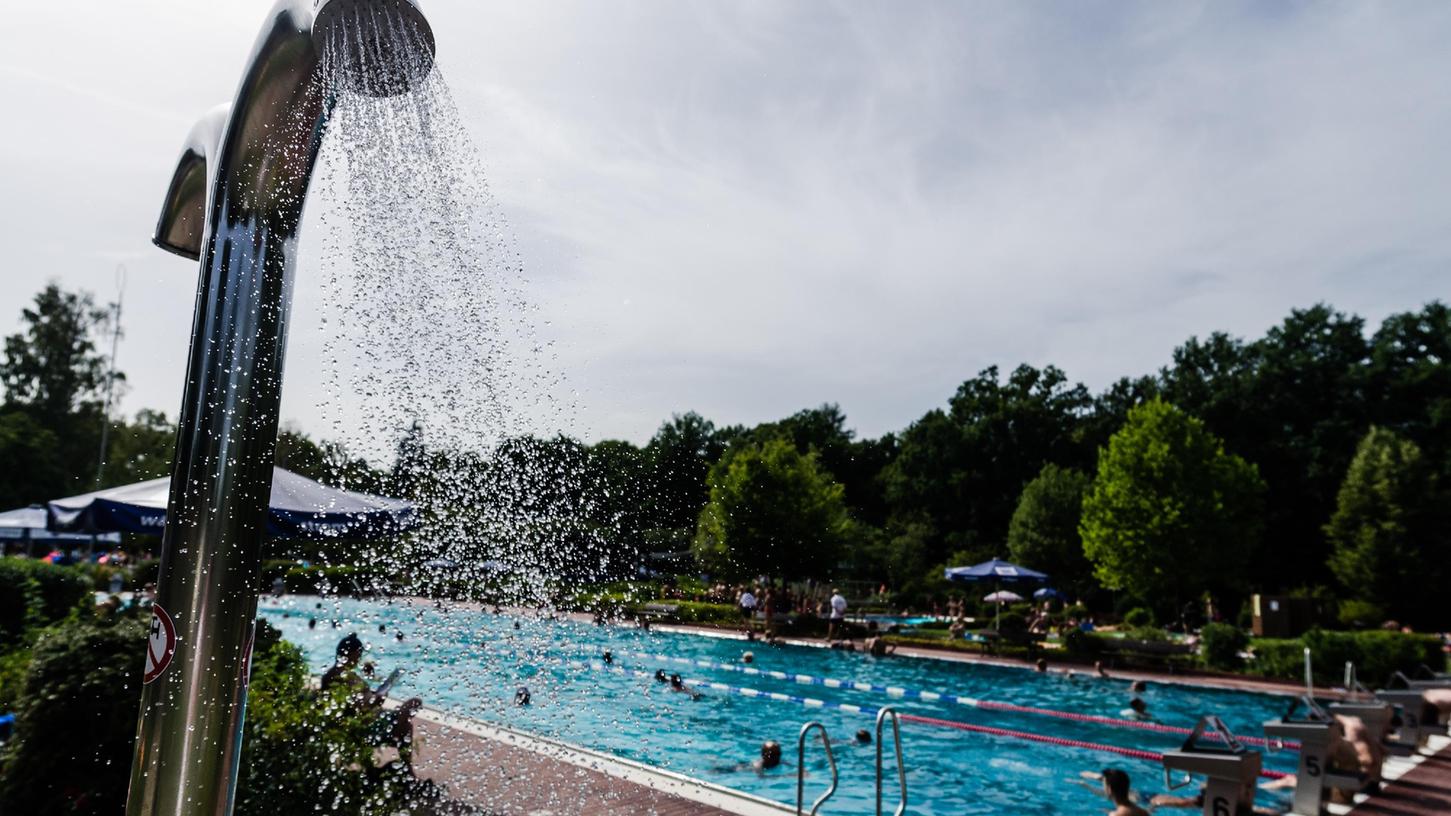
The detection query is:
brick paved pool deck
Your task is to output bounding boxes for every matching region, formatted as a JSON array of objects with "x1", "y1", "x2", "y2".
[
  {"x1": 1345, "y1": 735, "x2": 1451, "y2": 816},
  {"x1": 408, "y1": 707, "x2": 793, "y2": 816}
]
